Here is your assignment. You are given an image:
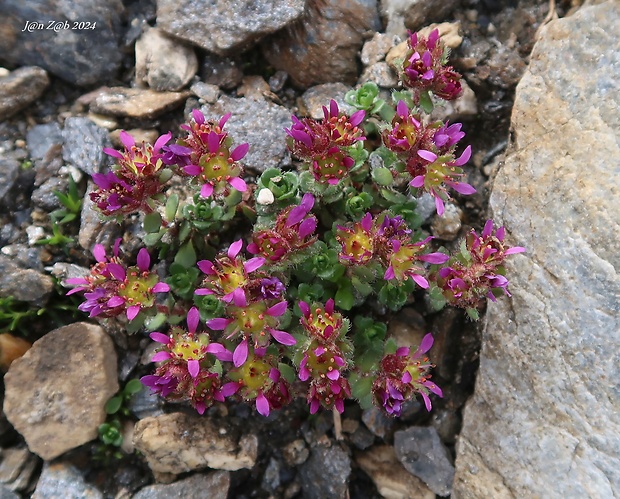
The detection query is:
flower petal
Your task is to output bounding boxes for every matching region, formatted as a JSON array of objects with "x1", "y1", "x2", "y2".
[
  {"x1": 207, "y1": 318, "x2": 230, "y2": 330},
  {"x1": 256, "y1": 392, "x2": 270, "y2": 417},
  {"x1": 244, "y1": 257, "x2": 265, "y2": 273},
  {"x1": 266, "y1": 301, "x2": 288, "y2": 317},
  {"x1": 107, "y1": 263, "x2": 126, "y2": 281},
  {"x1": 231, "y1": 143, "x2": 249, "y2": 161},
  {"x1": 233, "y1": 338, "x2": 249, "y2": 368},
  {"x1": 152, "y1": 282, "x2": 170, "y2": 293},
  {"x1": 269, "y1": 329, "x2": 296, "y2": 346},
  {"x1": 187, "y1": 307, "x2": 200, "y2": 334},
  {"x1": 188, "y1": 359, "x2": 200, "y2": 378},
  {"x1": 200, "y1": 183, "x2": 214, "y2": 198},
  {"x1": 127, "y1": 305, "x2": 141, "y2": 321},
  {"x1": 150, "y1": 332, "x2": 170, "y2": 344},
  {"x1": 151, "y1": 351, "x2": 171, "y2": 362},
  {"x1": 229, "y1": 176, "x2": 247, "y2": 192},
  {"x1": 136, "y1": 248, "x2": 150, "y2": 271},
  {"x1": 228, "y1": 239, "x2": 243, "y2": 259}
]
